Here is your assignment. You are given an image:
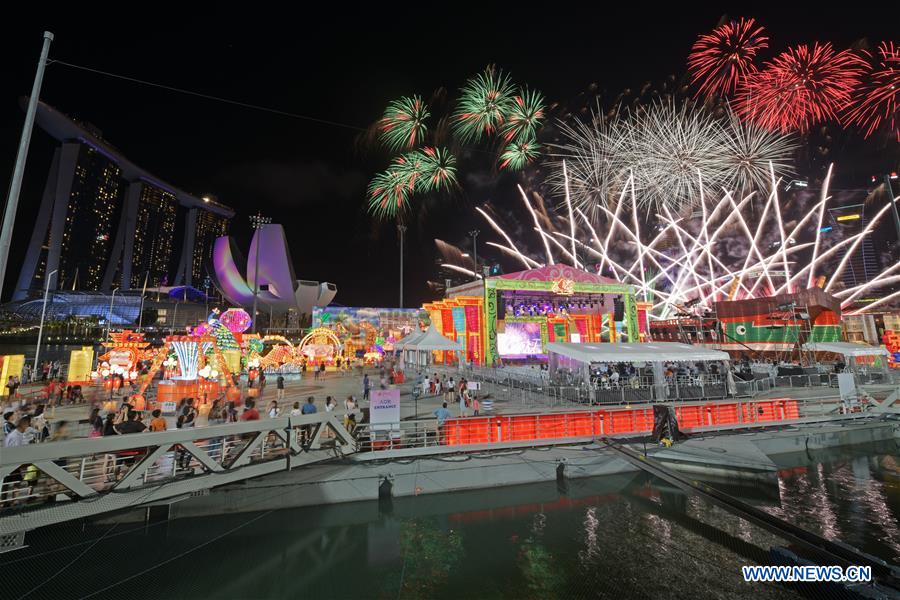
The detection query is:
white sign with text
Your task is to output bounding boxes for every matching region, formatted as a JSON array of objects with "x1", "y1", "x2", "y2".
[{"x1": 370, "y1": 388, "x2": 401, "y2": 433}]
